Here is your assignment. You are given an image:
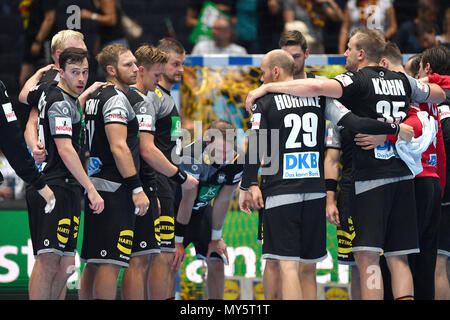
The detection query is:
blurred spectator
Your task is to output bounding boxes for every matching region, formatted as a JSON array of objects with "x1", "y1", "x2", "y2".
[
  {"x1": 186, "y1": 0, "x2": 235, "y2": 44},
  {"x1": 191, "y1": 16, "x2": 247, "y2": 55},
  {"x1": 338, "y1": 0, "x2": 397, "y2": 54},
  {"x1": 0, "y1": 151, "x2": 25, "y2": 200},
  {"x1": 436, "y1": 8, "x2": 450, "y2": 48},
  {"x1": 394, "y1": 0, "x2": 440, "y2": 53},
  {"x1": 282, "y1": 0, "x2": 344, "y2": 53},
  {"x1": 80, "y1": 0, "x2": 127, "y2": 55},
  {"x1": 234, "y1": 0, "x2": 259, "y2": 53},
  {"x1": 18, "y1": 0, "x2": 58, "y2": 88},
  {"x1": 414, "y1": 21, "x2": 440, "y2": 51},
  {"x1": 257, "y1": 0, "x2": 285, "y2": 53}
]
